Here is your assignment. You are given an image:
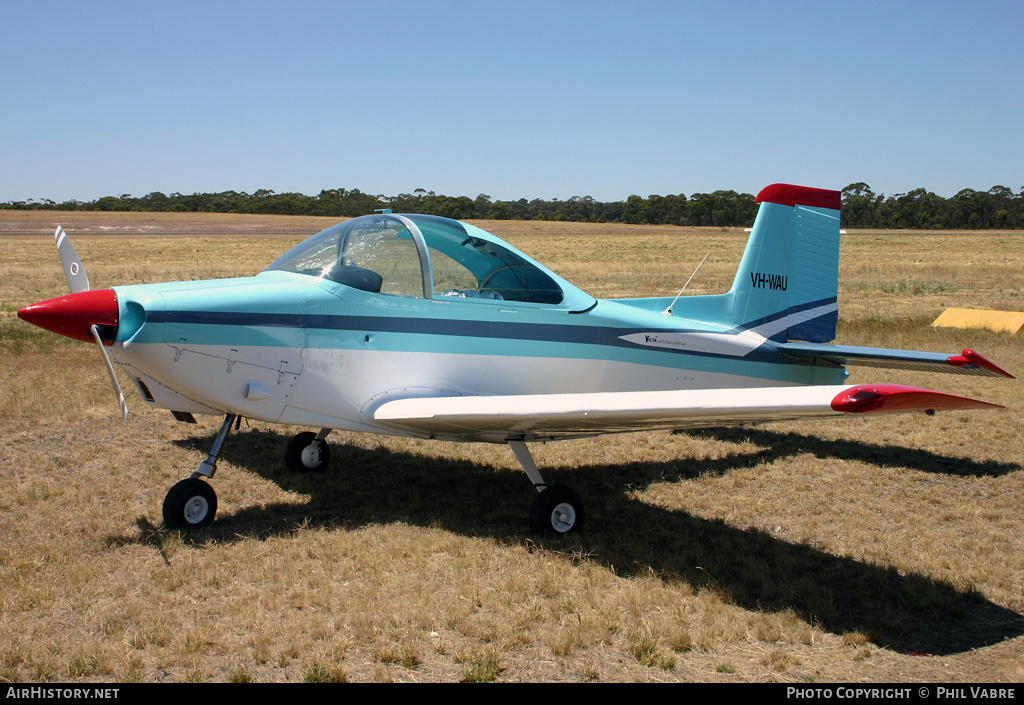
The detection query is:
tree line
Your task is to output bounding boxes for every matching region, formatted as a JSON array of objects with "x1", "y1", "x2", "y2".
[{"x1": 3, "y1": 183, "x2": 1022, "y2": 229}]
